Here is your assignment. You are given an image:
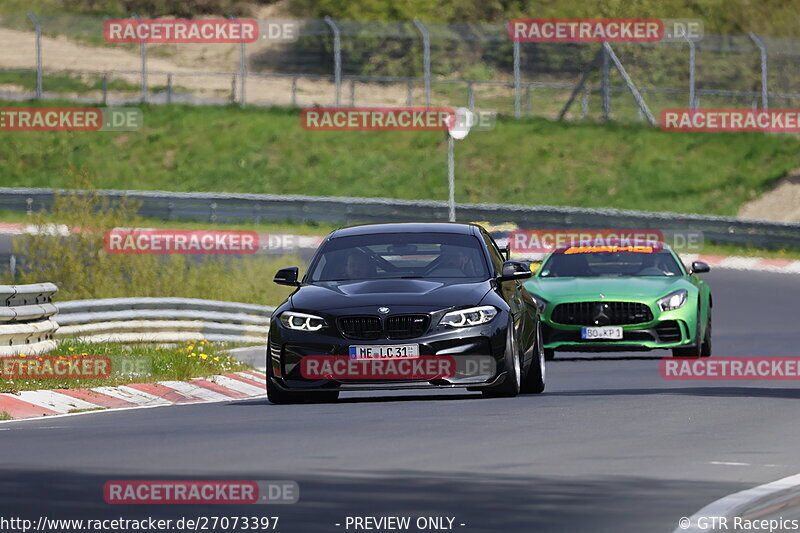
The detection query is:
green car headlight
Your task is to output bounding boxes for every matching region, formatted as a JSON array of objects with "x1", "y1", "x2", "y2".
[
  {"x1": 529, "y1": 293, "x2": 548, "y2": 313},
  {"x1": 658, "y1": 289, "x2": 688, "y2": 311}
]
